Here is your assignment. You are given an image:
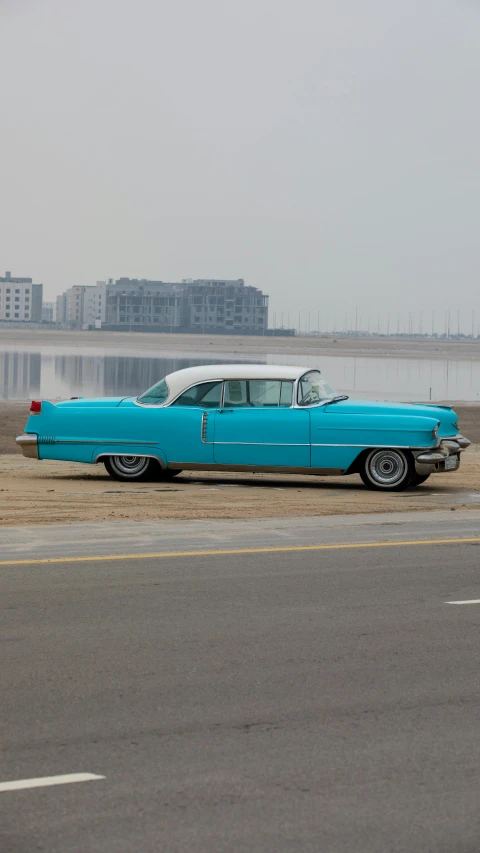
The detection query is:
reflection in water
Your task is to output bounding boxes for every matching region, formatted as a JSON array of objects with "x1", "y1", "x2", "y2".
[
  {"x1": 0, "y1": 347, "x2": 479, "y2": 401},
  {"x1": 268, "y1": 353, "x2": 480, "y2": 402},
  {"x1": 0, "y1": 351, "x2": 41, "y2": 398},
  {"x1": 0, "y1": 352, "x2": 255, "y2": 400},
  {"x1": 52, "y1": 354, "x2": 245, "y2": 399}
]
